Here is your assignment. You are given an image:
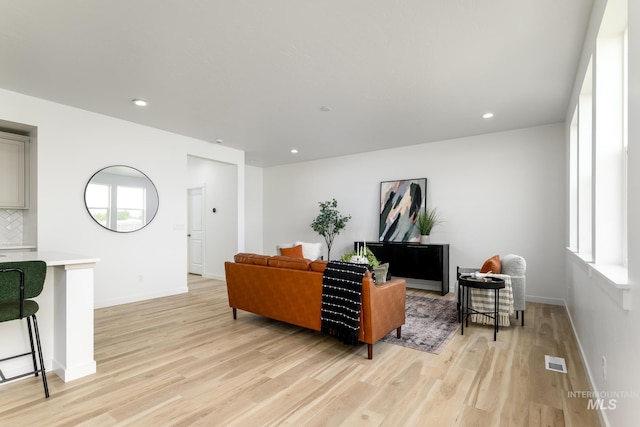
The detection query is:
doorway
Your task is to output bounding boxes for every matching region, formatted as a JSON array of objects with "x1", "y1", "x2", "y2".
[{"x1": 187, "y1": 187, "x2": 205, "y2": 275}]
